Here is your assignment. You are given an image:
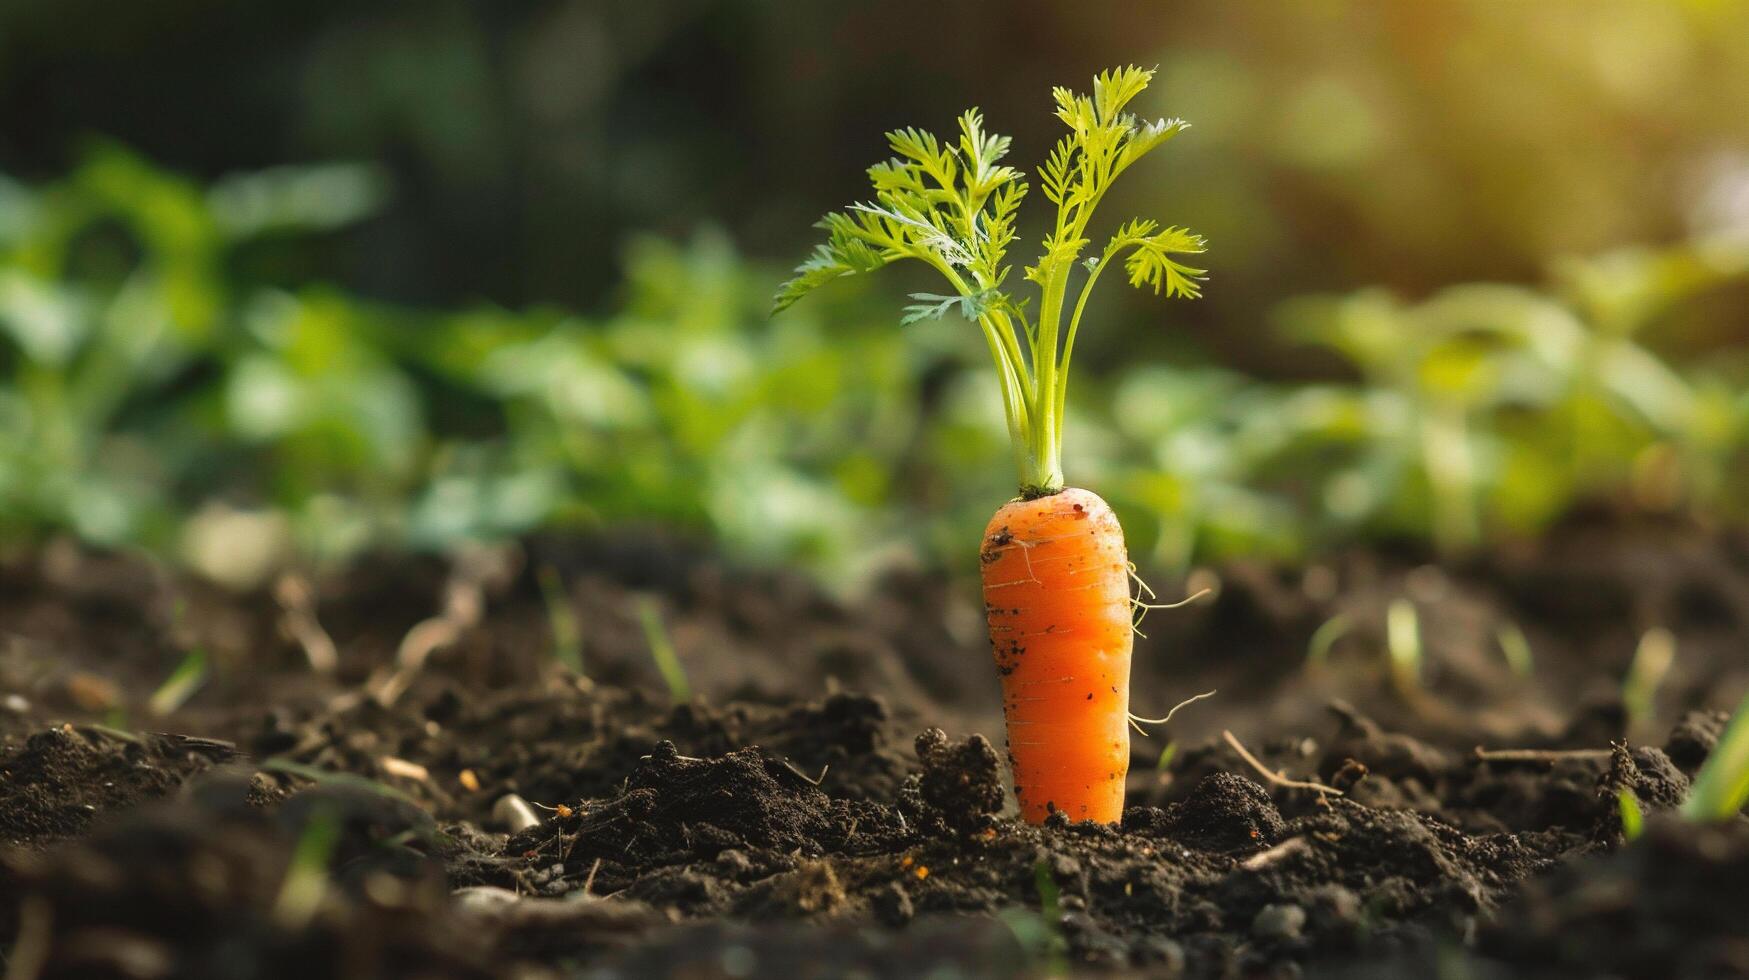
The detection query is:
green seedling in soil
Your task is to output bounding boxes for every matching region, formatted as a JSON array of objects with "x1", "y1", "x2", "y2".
[
  {"x1": 636, "y1": 596, "x2": 691, "y2": 703},
  {"x1": 102, "y1": 704, "x2": 131, "y2": 732},
  {"x1": 1386, "y1": 599, "x2": 1423, "y2": 693},
  {"x1": 149, "y1": 597, "x2": 210, "y2": 718},
  {"x1": 147, "y1": 648, "x2": 209, "y2": 718},
  {"x1": 273, "y1": 807, "x2": 339, "y2": 930},
  {"x1": 1618, "y1": 789, "x2": 1645, "y2": 842},
  {"x1": 258, "y1": 758, "x2": 428, "y2": 816},
  {"x1": 775, "y1": 65, "x2": 1205, "y2": 825},
  {"x1": 1623, "y1": 626, "x2": 1675, "y2": 731},
  {"x1": 1002, "y1": 858, "x2": 1069, "y2": 977},
  {"x1": 1155, "y1": 740, "x2": 1179, "y2": 772},
  {"x1": 538, "y1": 564, "x2": 584, "y2": 674},
  {"x1": 1306, "y1": 612, "x2": 1352, "y2": 666},
  {"x1": 1495, "y1": 621, "x2": 1535, "y2": 678},
  {"x1": 1681, "y1": 689, "x2": 1749, "y2": 822}
]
